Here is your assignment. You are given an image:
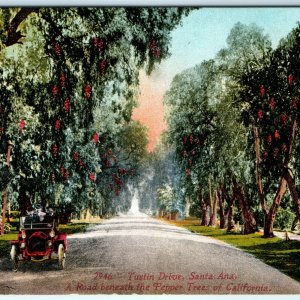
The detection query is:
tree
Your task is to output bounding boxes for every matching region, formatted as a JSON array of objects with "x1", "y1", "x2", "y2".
[{"x1": 0, "y1": 8, "x2": 191, "y2": 223}]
